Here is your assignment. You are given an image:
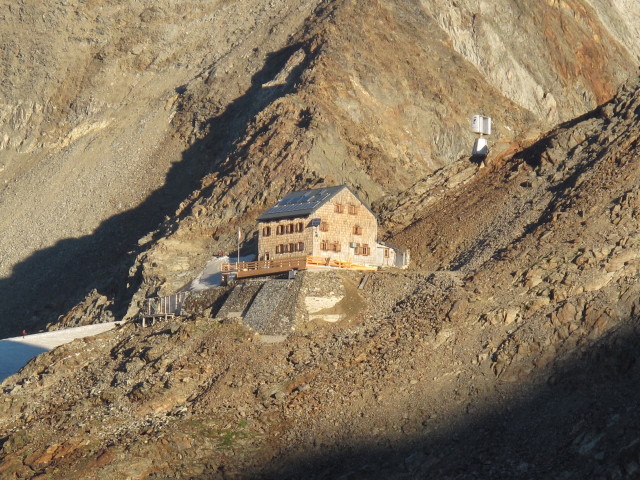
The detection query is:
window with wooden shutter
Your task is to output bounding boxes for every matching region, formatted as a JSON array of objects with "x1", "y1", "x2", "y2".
[
  {"x1": 331, "y1": 242, "x2": 341, "y2": 252},
  {"x1": 362, "y1": 244, "x2": 370, "y2": 256},
  {"x1": 262, "y1": 226, "x2": 271, "y2": 237},
  {"x1": 298, "y1": 242, "x2": 304, "y2": 252},
  {"x1": 353, "y1": 225, "x2": 362, "y2": 235},
  {"x1": 321, "y1": 240, "x2": 328, "y2": 251},
  {"x1": 296, "y1": 222, "x2": 304, "y2": 232},
  {"x1": 275, "y1": 245, "x2": 282, "y2": 254},
  {"x1": 276, "y1": 225, "x2": 284, "y2": 235},
  {"x1": 348, "y1": 204, "x2": 357, "y2": 215},
  {"x1": 320, "y1": 221, "x2": 329, "y2": 232},
  {"x1": 335, "y1": 203, "x2": 344, "y2": 213}
]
